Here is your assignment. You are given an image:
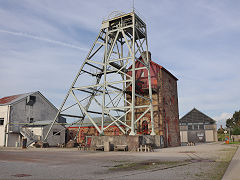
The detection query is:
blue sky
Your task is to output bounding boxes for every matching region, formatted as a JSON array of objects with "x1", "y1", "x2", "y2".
[{"x1": 0, "y1": 0, "x2": 240, "y2": 127}]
